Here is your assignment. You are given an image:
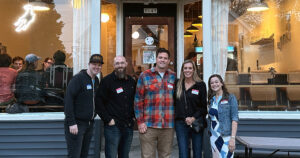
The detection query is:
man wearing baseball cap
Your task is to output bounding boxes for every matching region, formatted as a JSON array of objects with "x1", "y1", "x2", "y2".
[{"x1": 64, "y1": 54, "x2": 103, "y2": 158}]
